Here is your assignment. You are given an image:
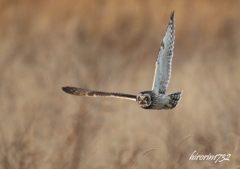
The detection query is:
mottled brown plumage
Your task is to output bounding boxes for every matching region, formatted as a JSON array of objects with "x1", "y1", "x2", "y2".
[{"x1": 62, "y1": 12, "x2": 183, "y2": 110}]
